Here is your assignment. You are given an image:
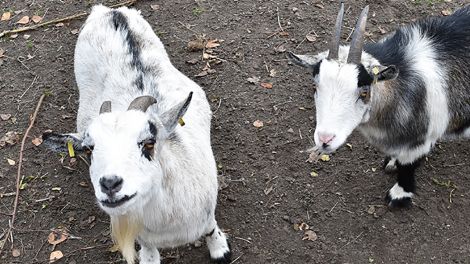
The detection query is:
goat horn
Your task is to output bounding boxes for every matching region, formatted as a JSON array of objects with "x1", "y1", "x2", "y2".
[
  {"x1": 347, "y1": 5, "x2": 369, "y2": 64},
  {"x1": 327, "y1": 2, "x2": 345, "y2": 60},
  {"x1": 99, "y1": 101, "x2": 112, "y2": 114},
  {"x1": 127, "y1": 96, "x2": 157, "y2": 112}
]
